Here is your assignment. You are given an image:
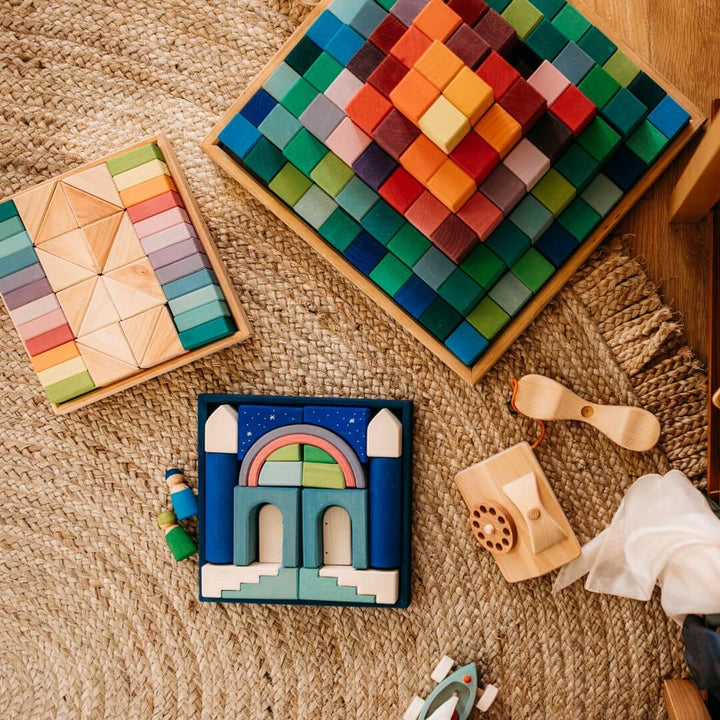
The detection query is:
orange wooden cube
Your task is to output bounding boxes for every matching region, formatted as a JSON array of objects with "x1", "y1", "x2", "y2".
[
  {"x1": 427, "y1": 159, "x2": 476, "y2": 212},
  {"x1": 390, "y1": 26, "x2": 433, "y2": 68},
  {"x1": 443, "y1": 67, "x2": 494, "y2": 125},
  {"x1": 474, "y1": 103, "x2": 522, "y2": 157},
  {"x1": 389, "y1": 69, "x2": 440, "y2": 125},
  {"x1": 346, "y1": 84, "x2": 393, "y2": 135},
  {"x1": 414, "y1": 41, "x2": 464, "y2": 90},
  {"x1": 399, "y1": 135, "x2": 447, "y2": 184},
  {"x1": 413, "y1": 0, "x2": 463, "y2": 42}
]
